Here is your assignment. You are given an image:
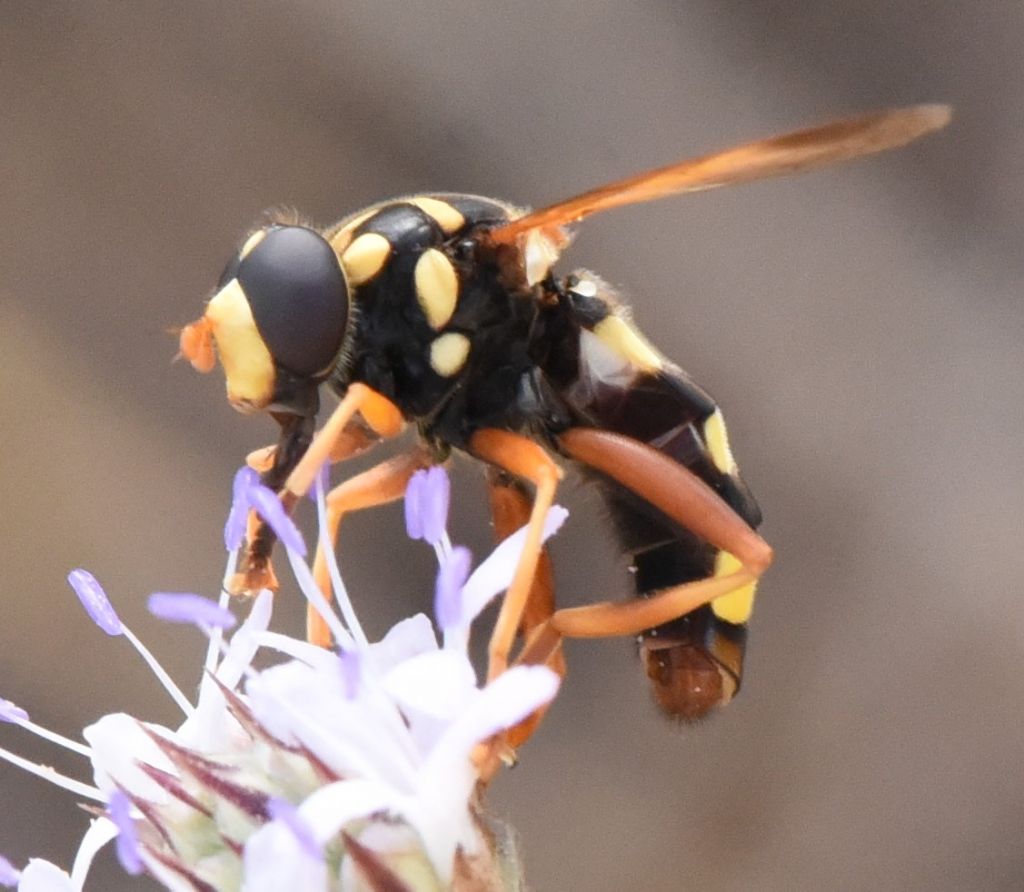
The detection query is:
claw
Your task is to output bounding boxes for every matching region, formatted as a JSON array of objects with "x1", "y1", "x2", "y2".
[
  {"x1": 245, "y1": 444, "x2": 277, "y2": 473},
  {"x1": 228, "y1": 559, "x2": 279, "y2": 596}
]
